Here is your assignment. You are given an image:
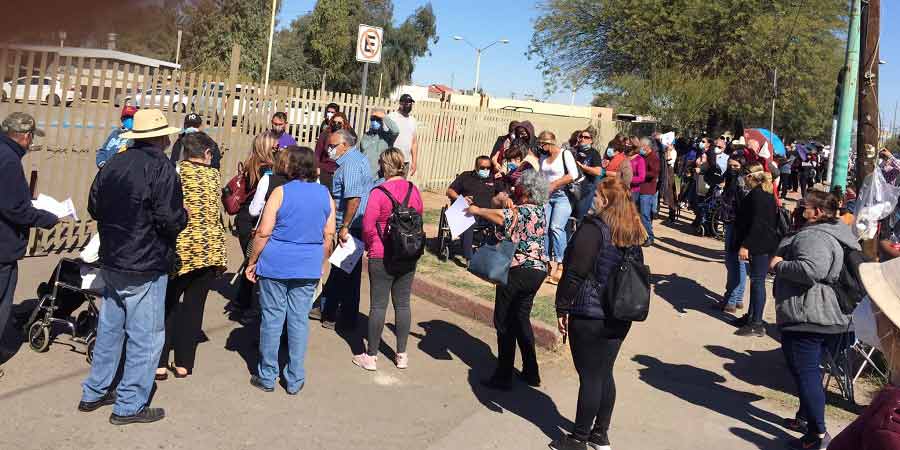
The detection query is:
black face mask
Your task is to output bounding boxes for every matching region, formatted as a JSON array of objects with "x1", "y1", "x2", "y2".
[
  {"x1": 400, "y1": 104, "x2": 413, "y2": 114},
  {"x1": 330, "y1": 123, "x2": 342, "y2": 132}
]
